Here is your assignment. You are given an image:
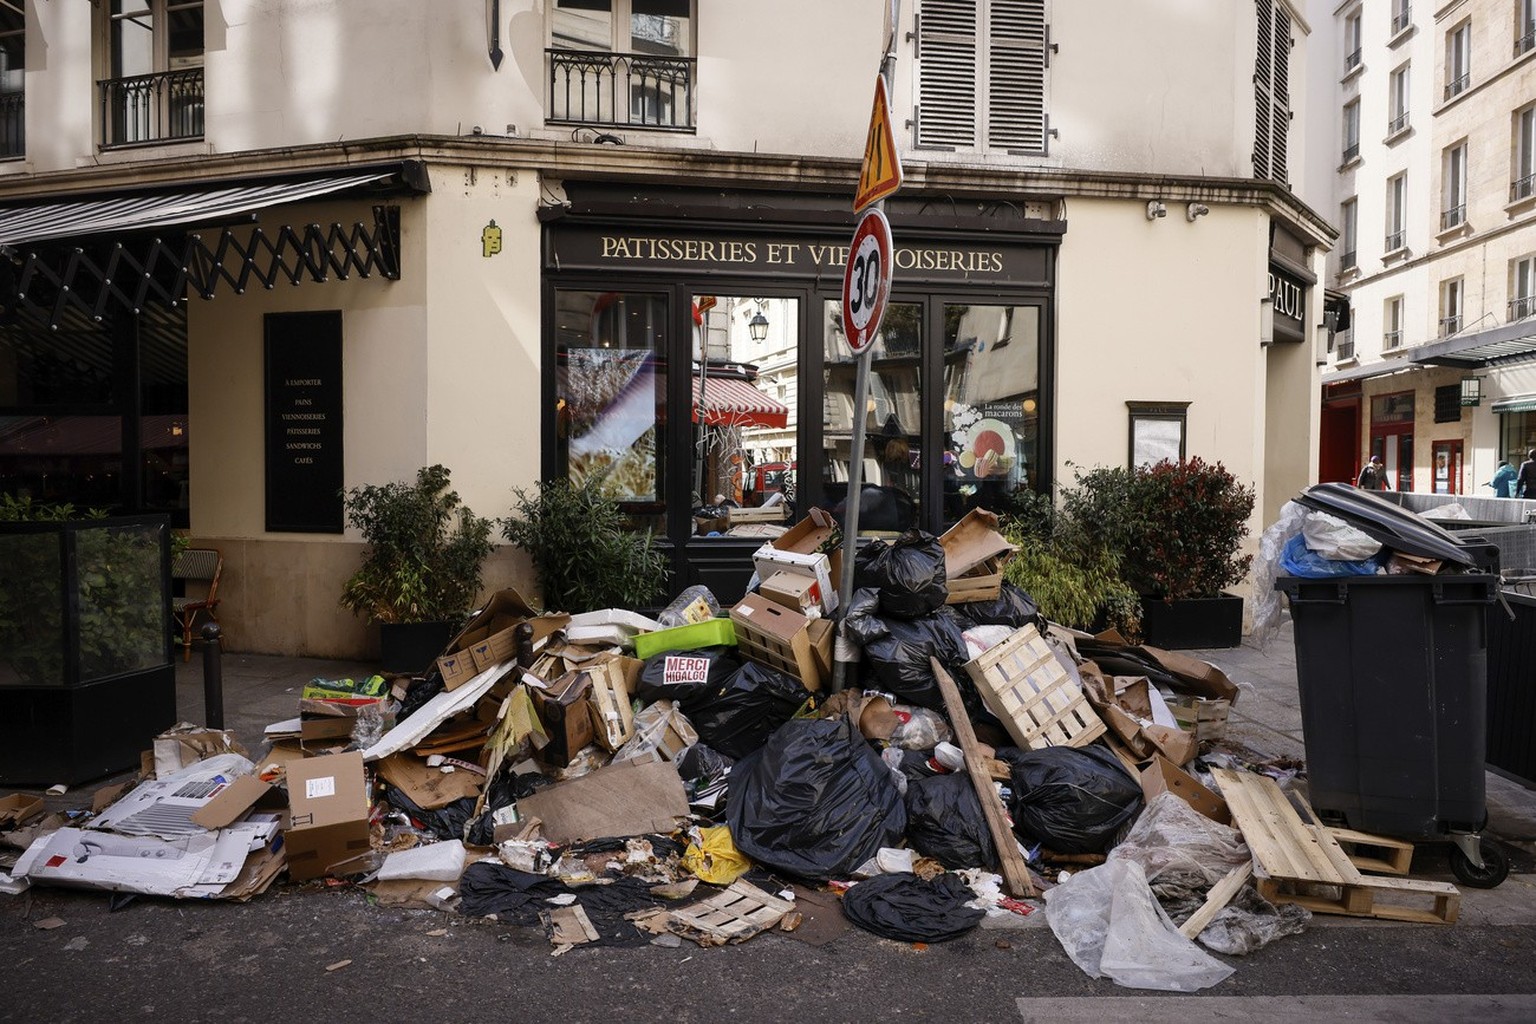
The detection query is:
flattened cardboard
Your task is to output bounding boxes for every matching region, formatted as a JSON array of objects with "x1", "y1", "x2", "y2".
[
  {"x1": 190, "y1": 775, "x2": 281, "y2": 830},
  {"x1": 284, "y1": 751, "x2": 371, "y2": 881},
  {"x1": 1140, "y1": 754, "x2": 1231, "y2": 824},
  {"x1": 0, "y1": 793, "x2": 44, "y2": 828},
  {"x1": 1136, "y1": 646, "x2": 1240, "y2": 705},
  {"x1": 375, "y1": 752, "x2": 483, "y2": 810},
  {"x1": 515, "y1": 760, "x2": 690, "y2": 844},
  {"x1": 938, "y1": 508, "x2": 1018, "y2": 578}
]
